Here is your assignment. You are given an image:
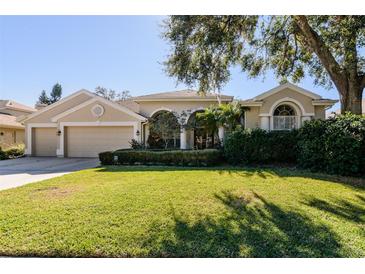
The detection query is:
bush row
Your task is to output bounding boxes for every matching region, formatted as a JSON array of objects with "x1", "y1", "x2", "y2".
[
  {"x1": 0, "y1": 144, "x2": 25, "y2": 160},
  {"x1": 99, "y1": 149, "x2": 222, "y2": 167},
  {"x1": 223, "y1": 128, "x2": 298, "y2": 165},
  {"x1": 297, "y1": 113, "x2": 365, "y2": 175},
  {"x1": 223, "y1": 113, "x2": 365, "y2": 176}
]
